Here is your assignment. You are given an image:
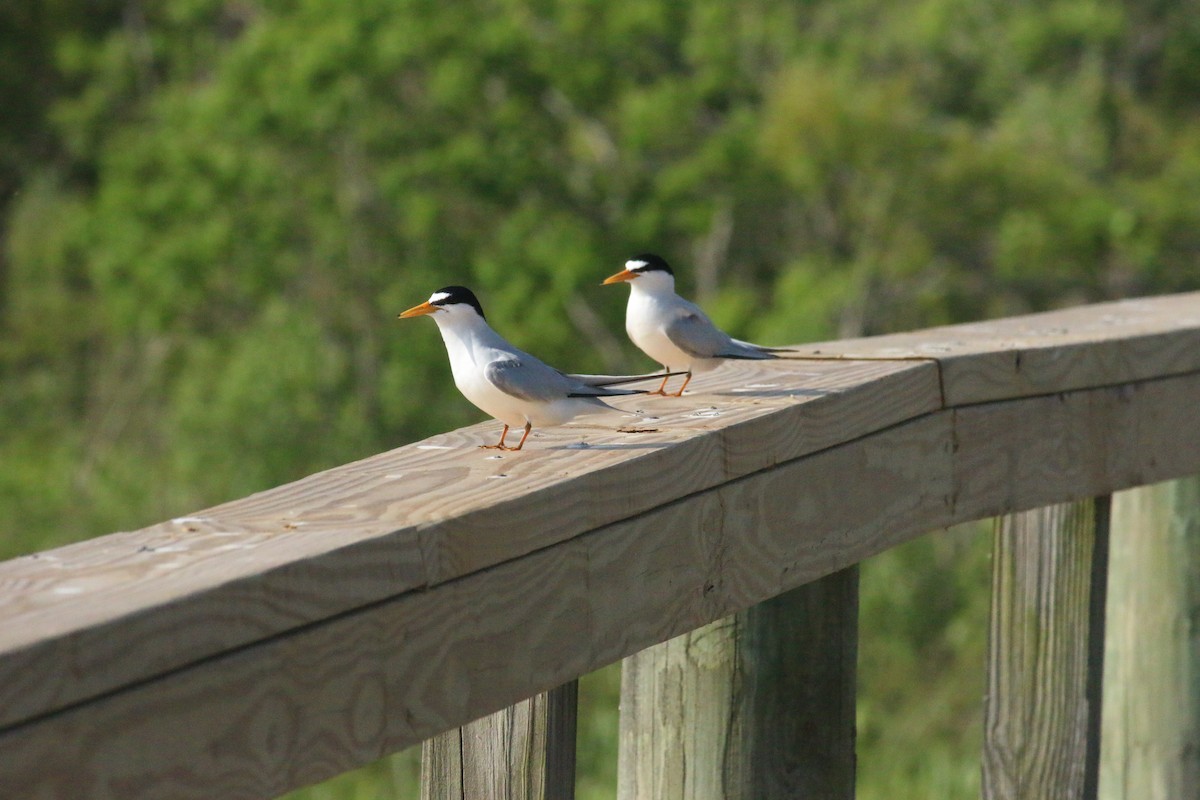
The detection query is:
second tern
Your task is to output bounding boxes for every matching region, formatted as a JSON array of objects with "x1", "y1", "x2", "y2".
[{"x1": 603, "y1": 253, "x2": 792, "y2": 395}]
